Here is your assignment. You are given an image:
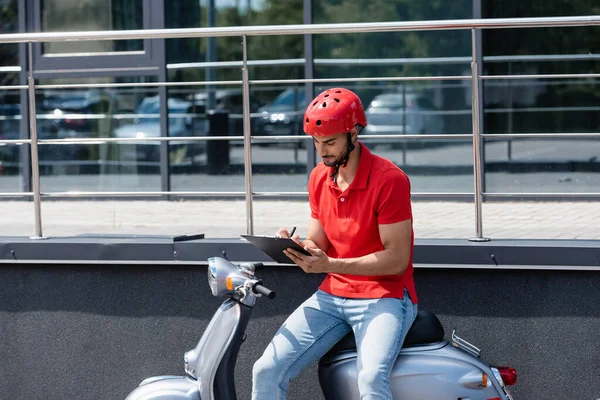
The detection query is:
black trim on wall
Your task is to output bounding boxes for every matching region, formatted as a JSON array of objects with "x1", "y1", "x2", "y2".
[{"x1": 0, "y1": 236, "x2": 598, "y2": 269}]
